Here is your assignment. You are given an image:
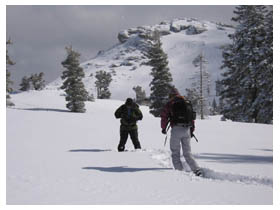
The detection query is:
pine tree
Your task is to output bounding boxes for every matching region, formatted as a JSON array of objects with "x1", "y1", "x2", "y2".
[
  {"x1": 145, "y1": 31, "x2": 173, "y2": 117},
  {"x1": 253, "y1": 6, "x2": 273, "y2": 123},
  {"x1": 185, "y1": 88, "x2": 200, "y2": 113},
  {"x1": 191, "y1": 52, "x2": 211, "y2": 119},
  {"x1": 87, "y1": 93, "x2": 95, "y2": 102},
  {"x1": 218, "y1": 97, "x2": 225, "y2": 115},
  {"x1": 95, "y1": 70, "x2": 112, "y2": 99},
  {"x1": 61, "y1": 46, "x2": 88, "y2": 113},
  {"x1": 220, "y1": 43, "x2": 243, "y2": 121},
  {"x1": 239, "y1": 5, "x2": 268, "y2": 123},
  {"x1": 30, "y1": 72, "x2": 46, "y2": 90},
  {"x1": 211, "y1": 98, "x2": 218, "y2": 115},
  {"x1": 19, "y1": 76, "x2": 31, "y2": 91},
  {"x1": 215, "y1": 79, "x2": 222, "y2": 96},
  {"x1": 20, "y1": 72, "x2": 46, "y2": 91},
  {"x1": 133, "y1": 86, "x2": 146, "y2": 105},
  {"x1": 220, "y1": 6, "x2": 272, "y2": 123},
  {"x1": 6, "y1": 38, "x2": 15, "y2": 106}
]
